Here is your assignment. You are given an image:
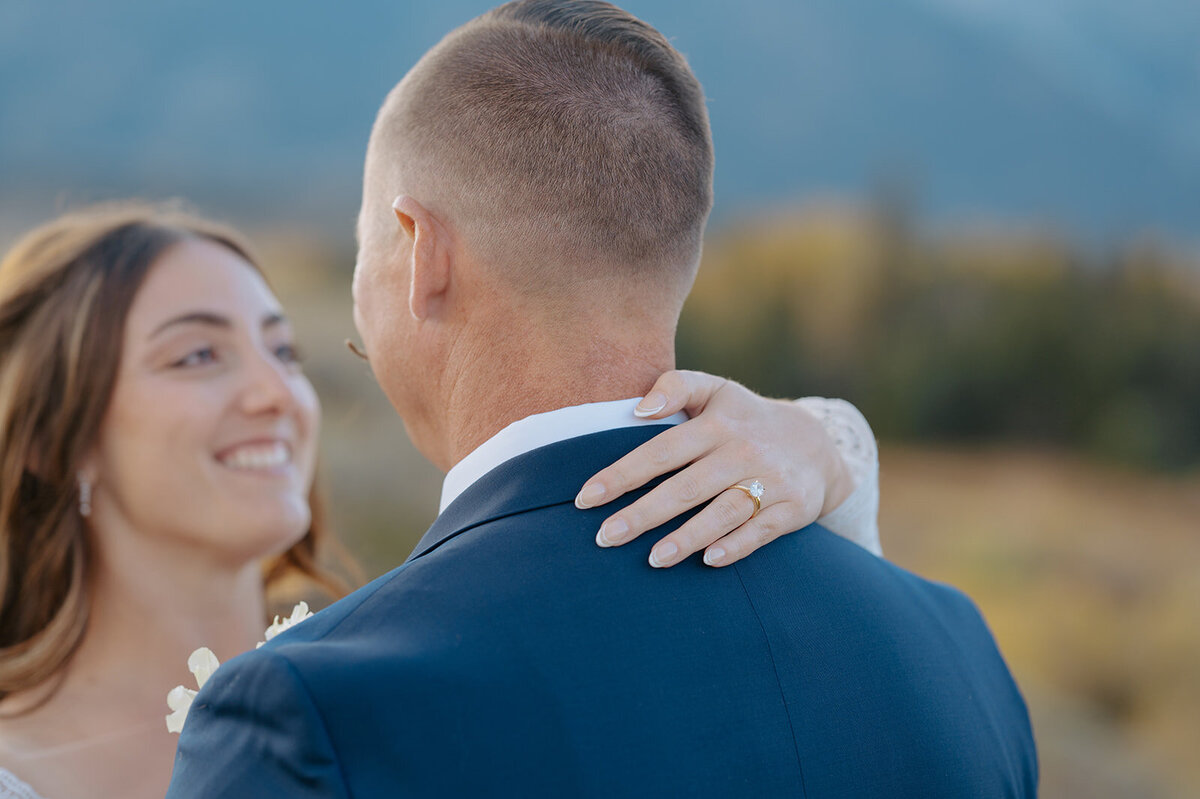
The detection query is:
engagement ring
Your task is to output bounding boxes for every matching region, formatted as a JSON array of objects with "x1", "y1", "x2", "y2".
[{"x1": 730, "y1": 480, "x2": 765, "y2": 517}]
